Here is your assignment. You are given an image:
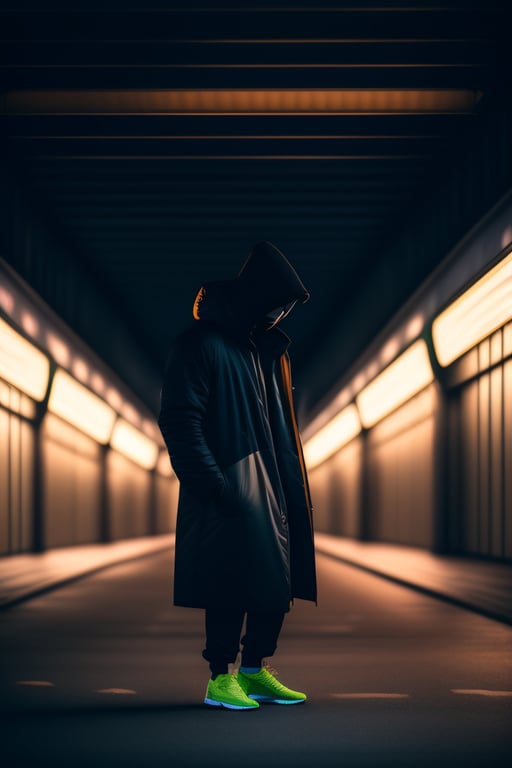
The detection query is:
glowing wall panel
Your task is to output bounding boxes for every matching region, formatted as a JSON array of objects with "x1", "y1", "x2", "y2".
[
  {"x1": 42, "y1": 415, "x2": 102, "y2": 548},
  {"x1": 308, "y1": 438, "x2": 363, "y2": 537},
  {"x1": 304, "y1": 404, "x2": 361, "y2": 470},
  {"x1": 433, "y1": 250, "x2": 512, "y2": 366},
  {"x1": 357, "y1": 340, "x2": 434, "y2": 428},
  {"x1": 0, "y1": 402, "x2": 35, "y2": 555},
  {"x1": 107, "y1": 450, "x2": 151, "y2": 540},
  {"x1": 155, "y1": 474, "x2": 179, "y2": 534},
  {"x1": 111, "y1": 419, "x2": 159, "y2": 470},
  {"x1": 366, "y1": 386, "x2": 437, "y2": 548},
  {"x1": 451, "y1": 327, "x2": 512, "y2": 559},
  {"x1": 0, "y1": 317, "x2": 49, "y2": 401},
  {"x1": 48, "y1": 369, "x2": 116, "y2": 444}
]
